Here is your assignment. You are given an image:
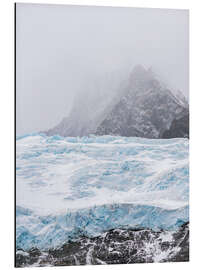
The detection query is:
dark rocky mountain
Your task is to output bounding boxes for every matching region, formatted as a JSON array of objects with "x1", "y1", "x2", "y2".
[
  {"x1": 96, "y1": 66, "x2": 189, "y2": 138},
  {"x1": 45, "y1": 65, "x2": 189, "y2": 139}
]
